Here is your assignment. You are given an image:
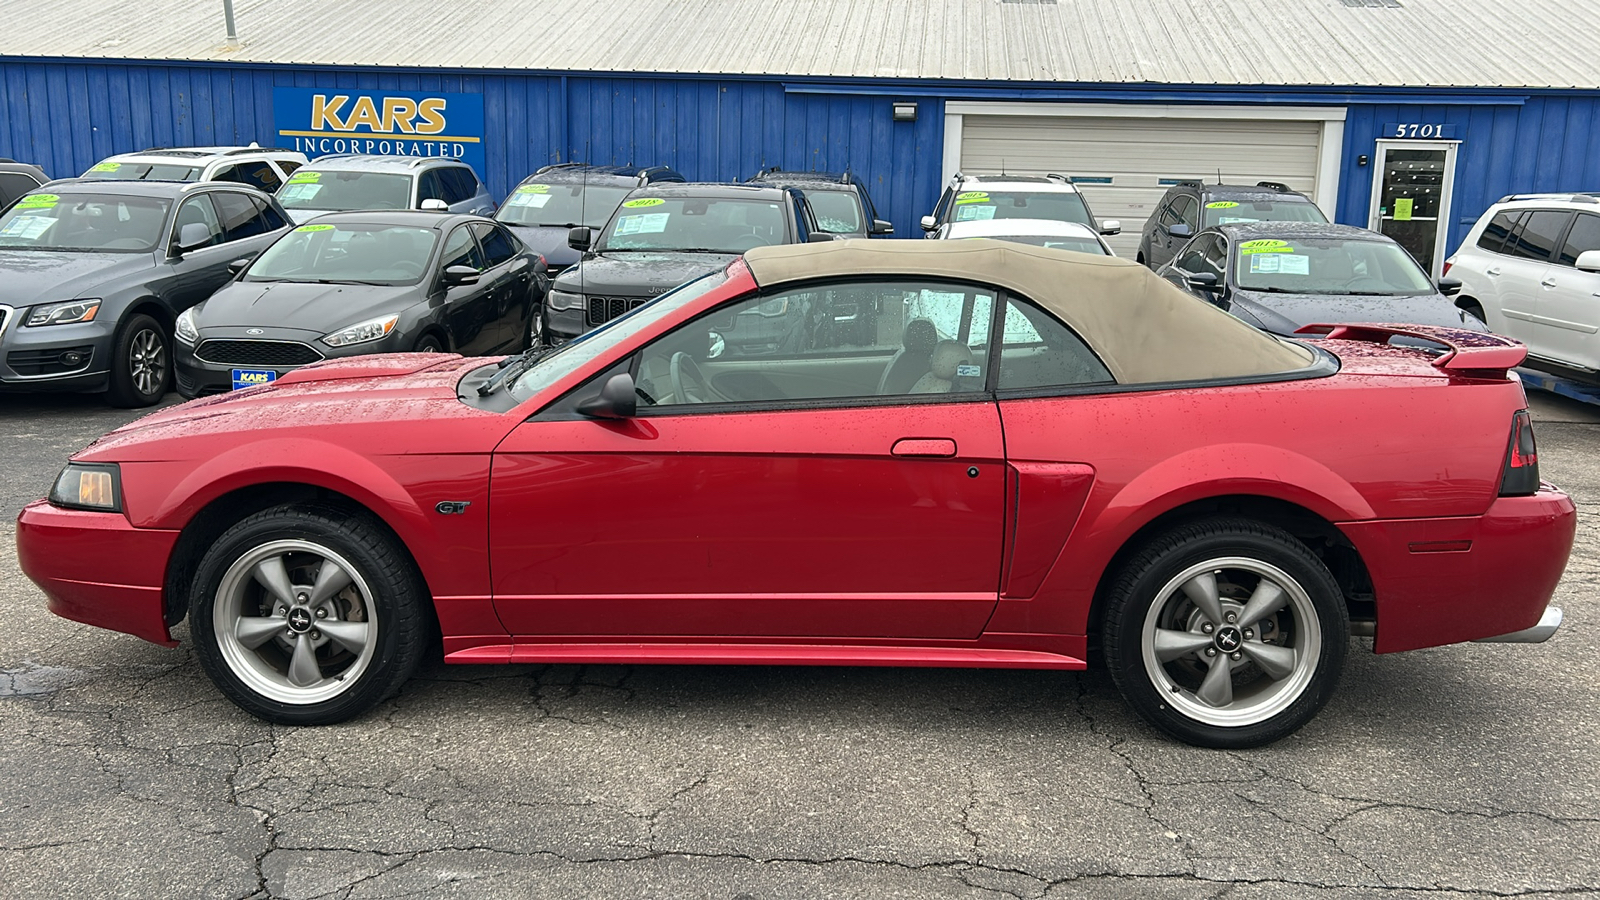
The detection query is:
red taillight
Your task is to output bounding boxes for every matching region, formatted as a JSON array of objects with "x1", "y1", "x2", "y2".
[
  {"x1": 1441, "y1": 260, "x2": 1453, "y2": 276},
  {"x1": 1500, "y1": 409, "x2": 1540, "y2": 496}
]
